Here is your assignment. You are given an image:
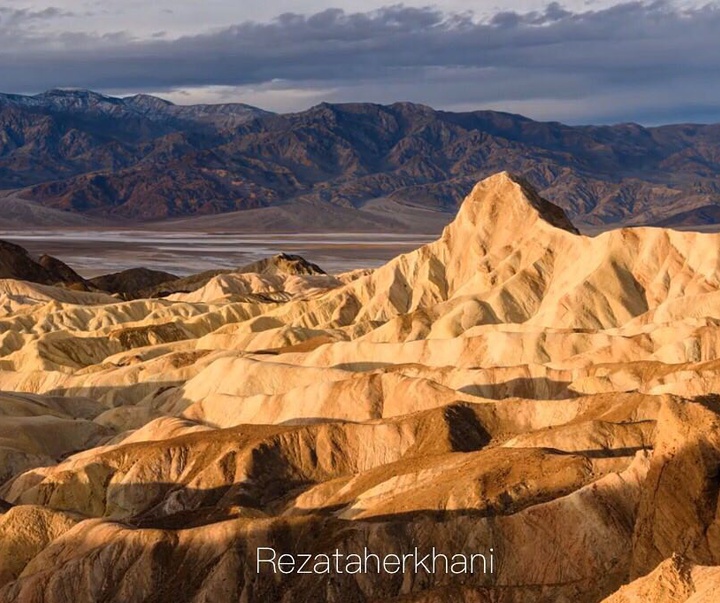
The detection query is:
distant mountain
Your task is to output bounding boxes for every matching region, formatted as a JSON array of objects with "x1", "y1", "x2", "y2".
[
  {"x1": 0, "y1": 89, "x2": 271, "y2": 127},
  {"x1": 2, "y1": 92, "x2": 720, "y2": 229},
  {"x1": 0, "y1": 89, "x2": 271, "y2": 193}
]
